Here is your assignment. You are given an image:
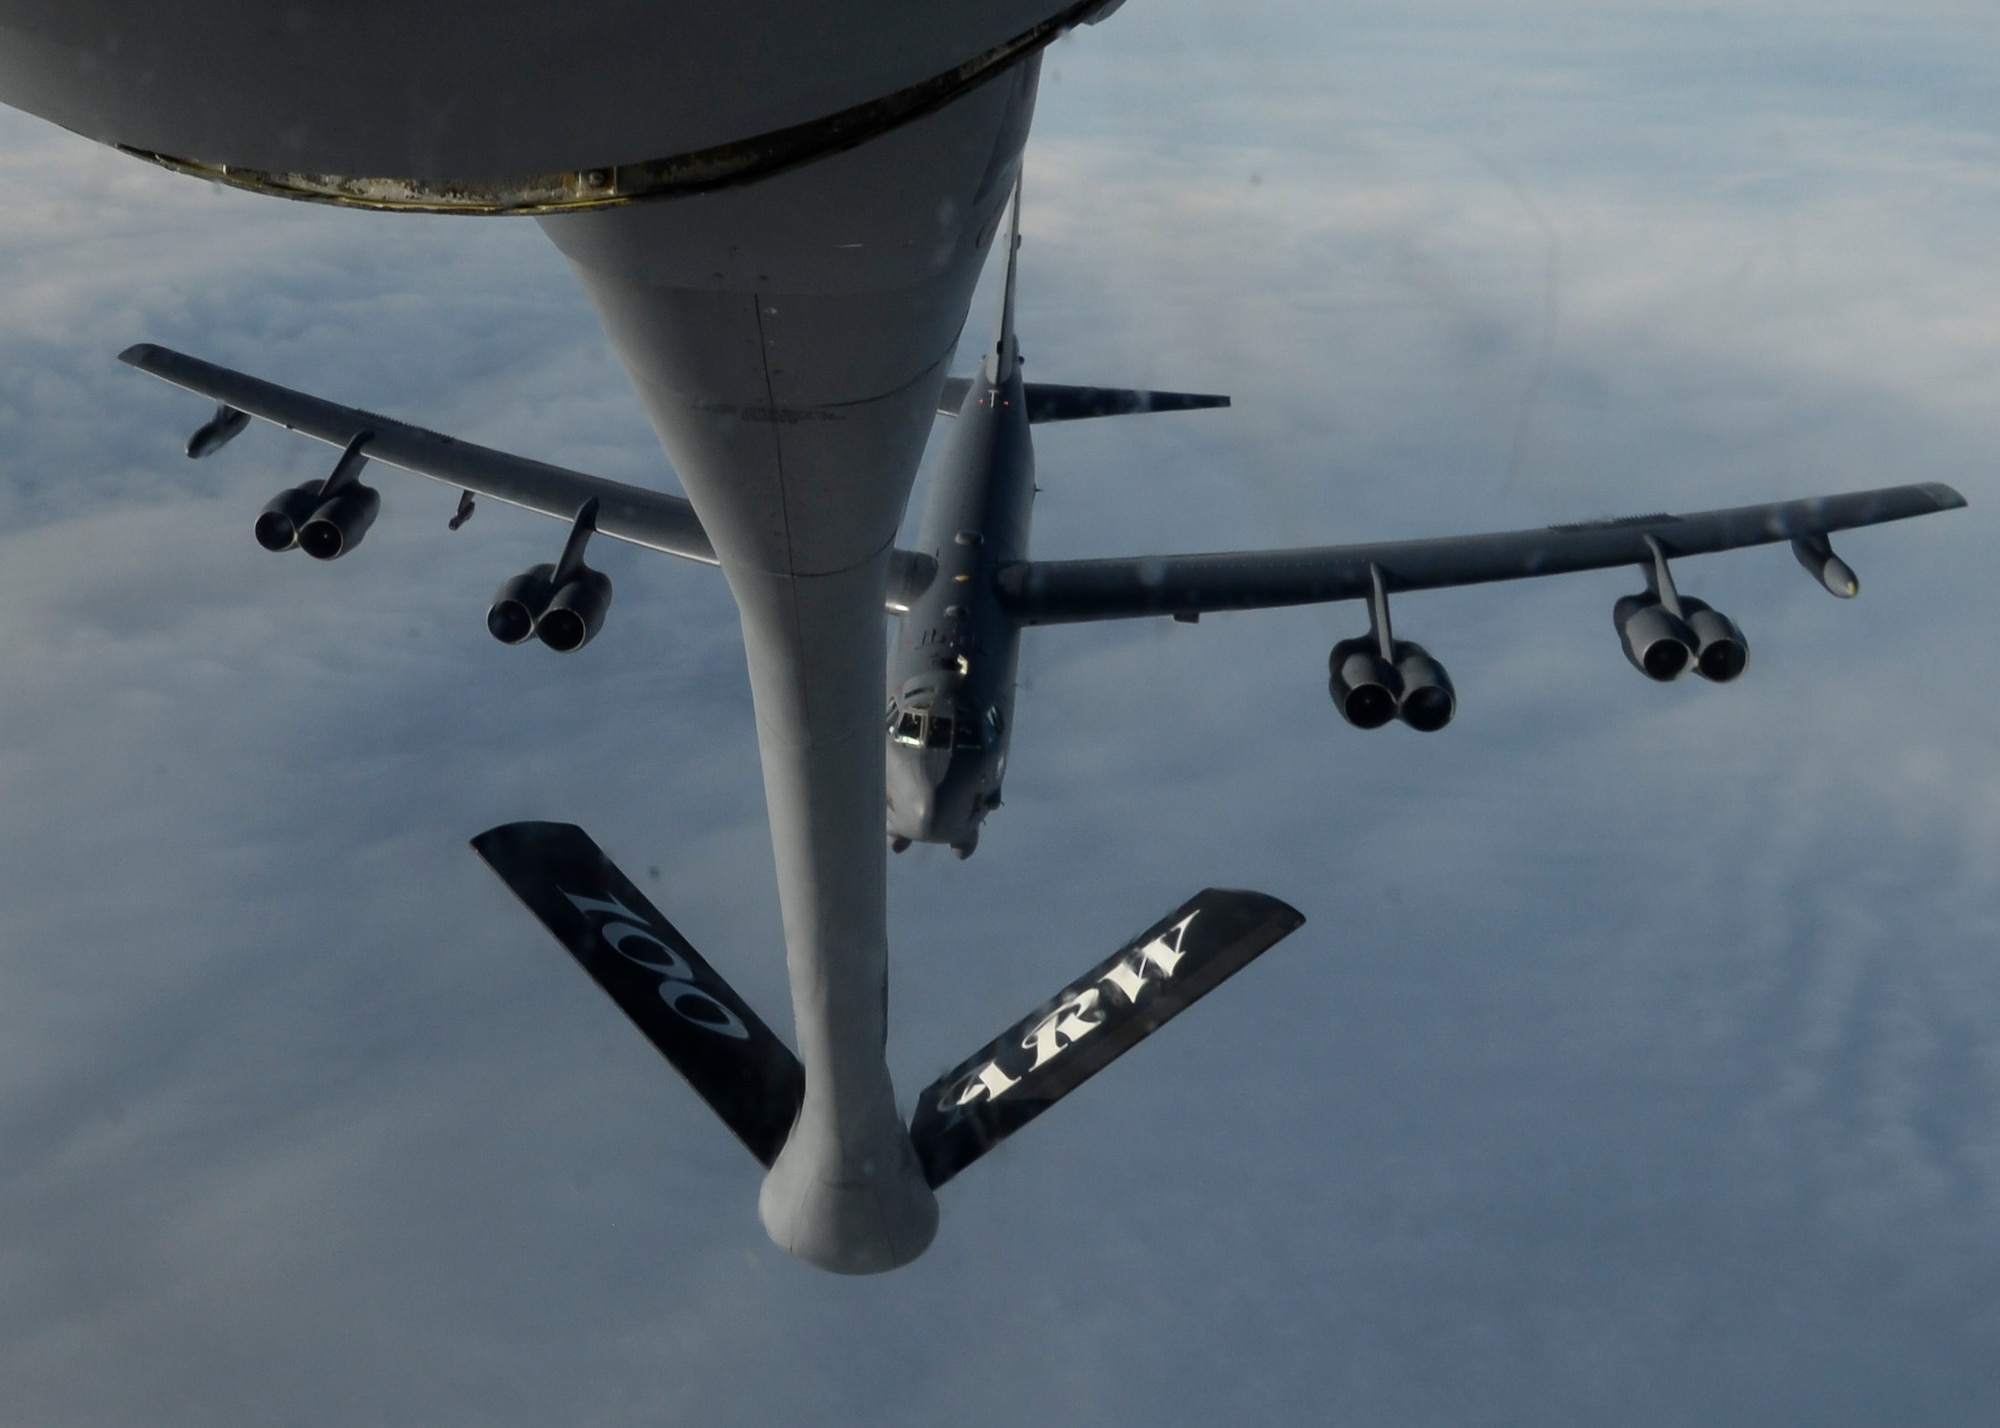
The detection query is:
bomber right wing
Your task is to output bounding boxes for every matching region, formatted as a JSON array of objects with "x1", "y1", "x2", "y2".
[
  {"x1": 120, "y1": 343, "x2": 717, "y2": 564},
  {"x1": 123, "y1": 343, "x2": 945, "y2": 614}
]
